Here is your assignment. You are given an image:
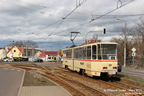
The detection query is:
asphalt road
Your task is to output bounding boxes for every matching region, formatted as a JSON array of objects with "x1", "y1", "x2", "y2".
[
  {"x1": 0, "y1": 67, "x2": 25, "y2": 96},
  {"x1": 118, "y1": 67, "x2": 144, "y2": 79}
]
